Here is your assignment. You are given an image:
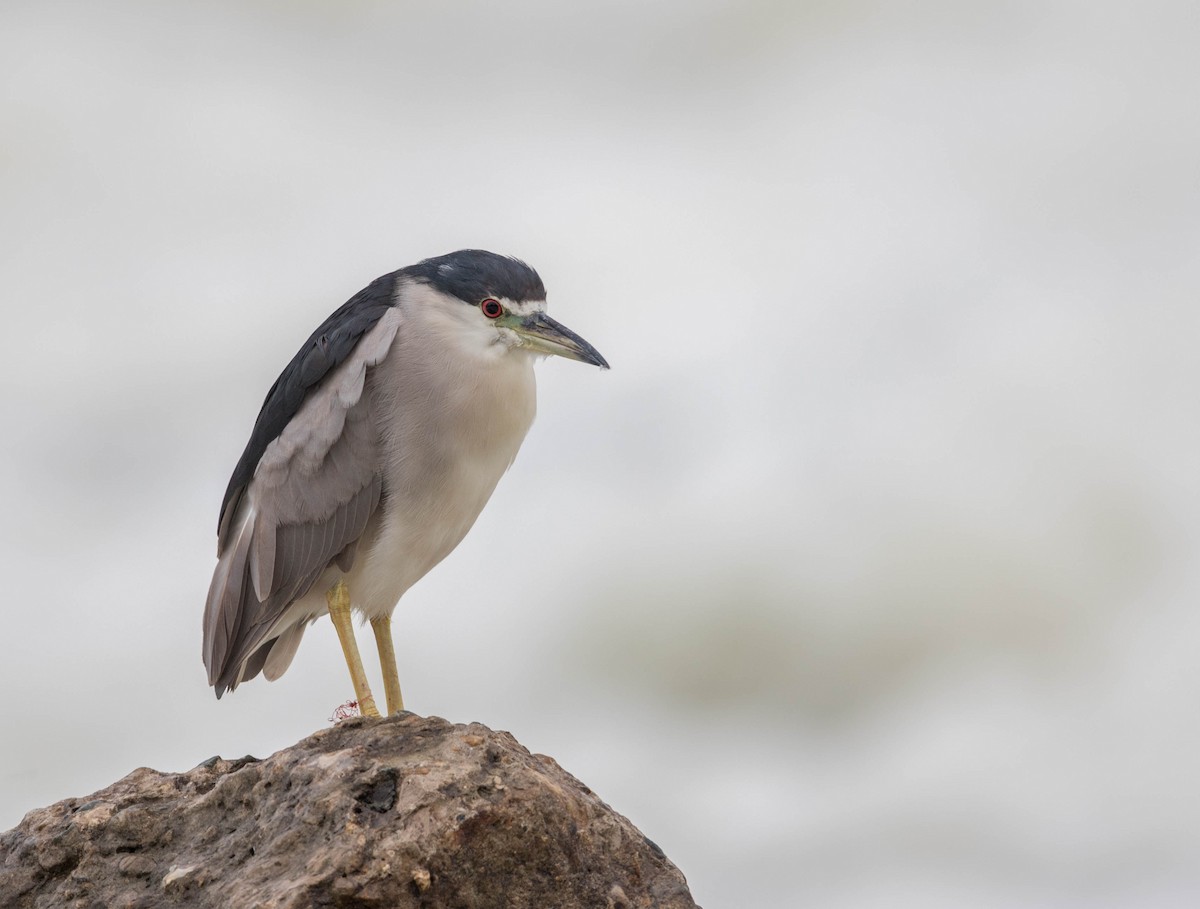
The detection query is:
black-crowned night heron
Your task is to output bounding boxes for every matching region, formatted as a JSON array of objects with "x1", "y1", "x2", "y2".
[{"x1": 203, "y1": 250, "x2": 608, "y2": 716}]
